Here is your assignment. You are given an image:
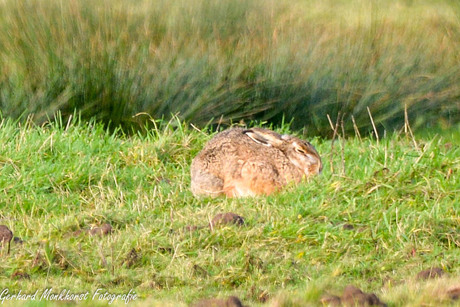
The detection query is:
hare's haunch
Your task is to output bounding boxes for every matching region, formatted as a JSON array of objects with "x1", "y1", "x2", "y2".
[{"x1": 191, "y1": 128, "x2": 322, "y2": 197}]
